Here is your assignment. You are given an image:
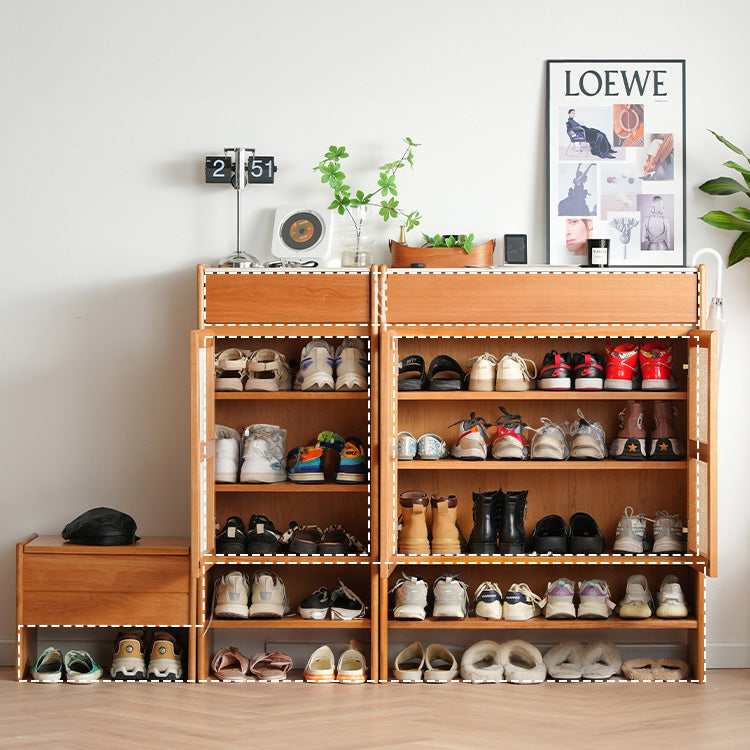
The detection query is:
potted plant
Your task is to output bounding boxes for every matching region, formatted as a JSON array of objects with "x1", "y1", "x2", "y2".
[
  {"x1": 389, "y1": 232, "x2": 496, "y2": 268},
  {"x1": 698, "y1": 130, "x2": 750, "y2": 266},
  {"x1": 314, "y1": 138, "x2": 421, "y2": 266}
]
